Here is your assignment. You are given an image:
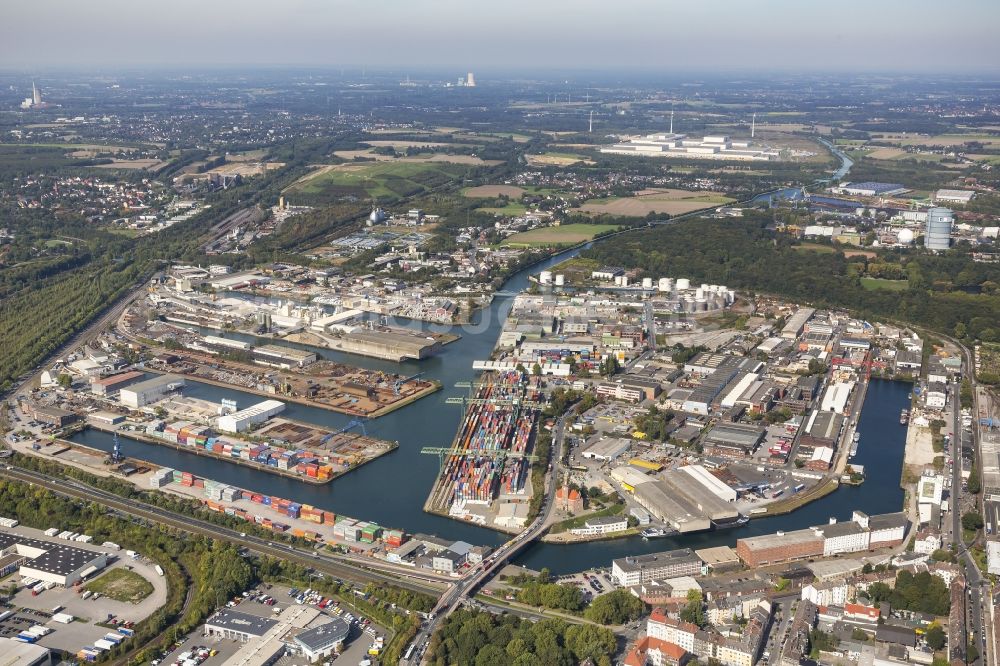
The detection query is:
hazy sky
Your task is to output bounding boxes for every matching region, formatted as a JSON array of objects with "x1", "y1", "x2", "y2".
[{"x1": 3, "y1": 0, "x2": 999, "y2": 74}]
